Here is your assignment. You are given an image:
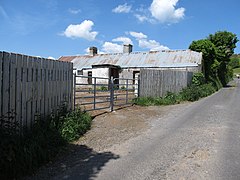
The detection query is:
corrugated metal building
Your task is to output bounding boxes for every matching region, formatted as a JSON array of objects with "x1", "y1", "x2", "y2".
[{"x1": 59, "y1": 45, "x2": 203, "y2": 84}]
